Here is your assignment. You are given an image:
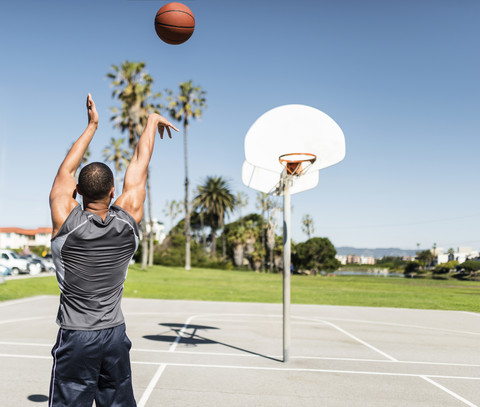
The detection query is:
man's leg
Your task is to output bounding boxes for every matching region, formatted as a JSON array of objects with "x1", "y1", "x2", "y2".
[
  {"x1": 49, "y1": 328, "x2": 102, "y2": 406},
  {"x1": 95, "y1": 324, "x2": 136, "y2": 407}
]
